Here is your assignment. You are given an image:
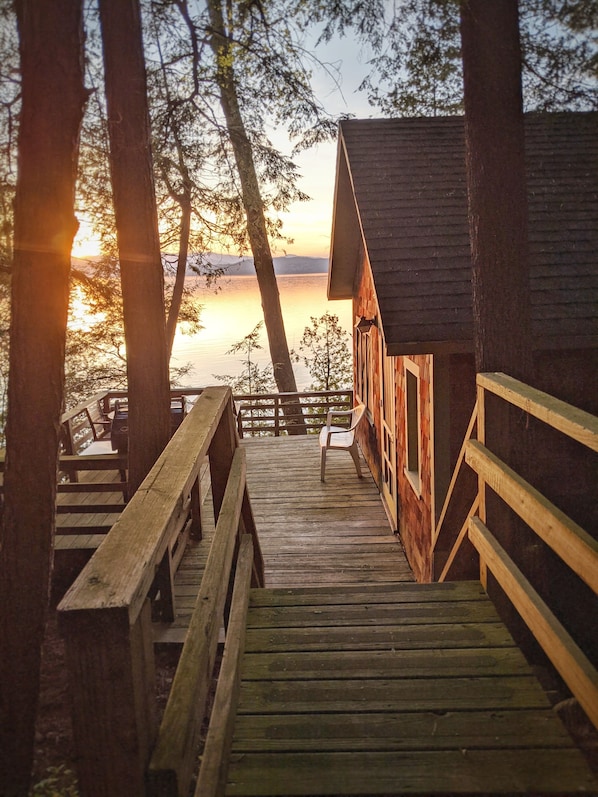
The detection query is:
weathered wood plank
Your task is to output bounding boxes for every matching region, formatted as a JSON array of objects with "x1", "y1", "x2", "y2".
[
  {"x1": 245, "y1": 621, "x2": 517, "y2": 653},
  {"x1": 241, "y1": 647, "x2": 531, "y2": 680},
  {"x1": 225, "y1": 749, "x2": 596, "y2": 795},
  {"x1": 231, "y1": 709, "x2": 574, "y2": 752},
  {"x1": 237, "y1": 676, "x2": 552, "y2": 714},
  {"x1": 248, "y1": 581, "x2": 487, "y2": 606},
  {"x1": 246, "y1": 599, "x2": 501, "y2": 628}
]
